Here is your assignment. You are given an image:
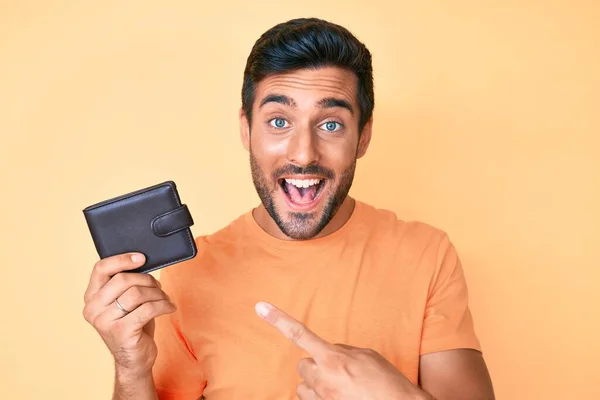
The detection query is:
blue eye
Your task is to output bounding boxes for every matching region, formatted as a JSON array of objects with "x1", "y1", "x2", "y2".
[
  {"x1": 270, "y1": 118, "x2": 288, "y2": 128},
  {"x1": 321, "y1": 121, "x2": 342, "y2": 132}
]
